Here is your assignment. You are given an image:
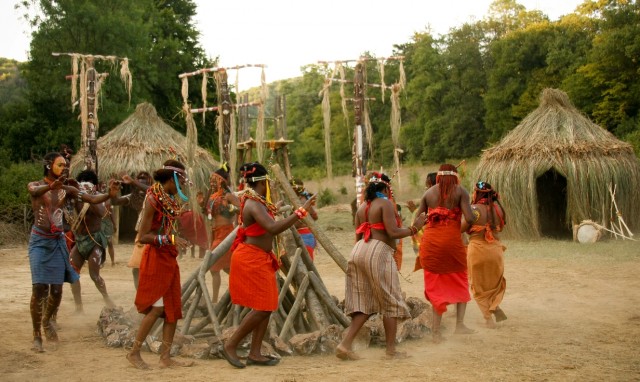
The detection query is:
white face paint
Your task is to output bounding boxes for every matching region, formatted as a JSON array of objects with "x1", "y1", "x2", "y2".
[{"x1": 79, "y1": 182, "x2": 95, "y2": 194}]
